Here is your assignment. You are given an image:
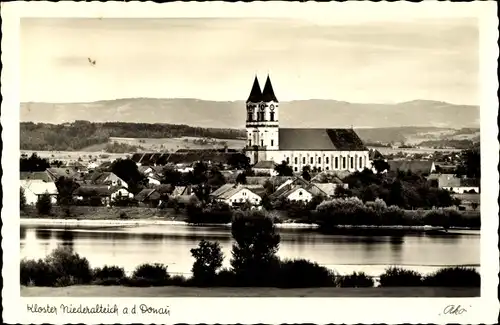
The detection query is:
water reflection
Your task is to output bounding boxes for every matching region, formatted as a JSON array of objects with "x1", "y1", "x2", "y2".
[{"x1": 20, "y1": 224, "x2": 480, "y2": 277}]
